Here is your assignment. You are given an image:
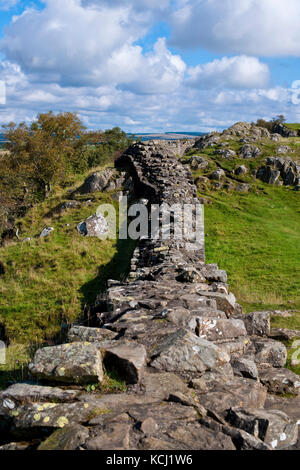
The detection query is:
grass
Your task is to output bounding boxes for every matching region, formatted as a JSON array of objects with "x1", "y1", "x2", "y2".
[
  {"x1": 285, "y1": 123, "x2": 300, "y2": 131},
  {"x1": 0, "y1": 167, "x2": 136, "y2": 343},
  {"x1": 186, "y1": 136, "x2": 300, "y2": 314},
  {"x1": 203, "y1": 185, "x2": 300, "y2": 313}
]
